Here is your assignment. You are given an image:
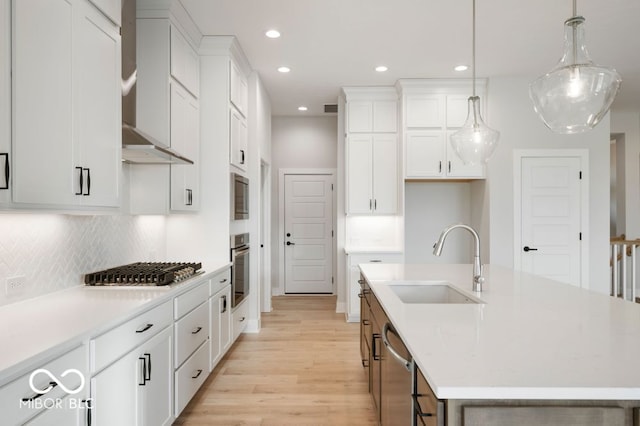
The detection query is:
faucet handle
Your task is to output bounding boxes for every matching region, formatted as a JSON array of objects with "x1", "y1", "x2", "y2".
[{"x1": 473, "y1": 275, "x2": 484, "y2": 292}]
